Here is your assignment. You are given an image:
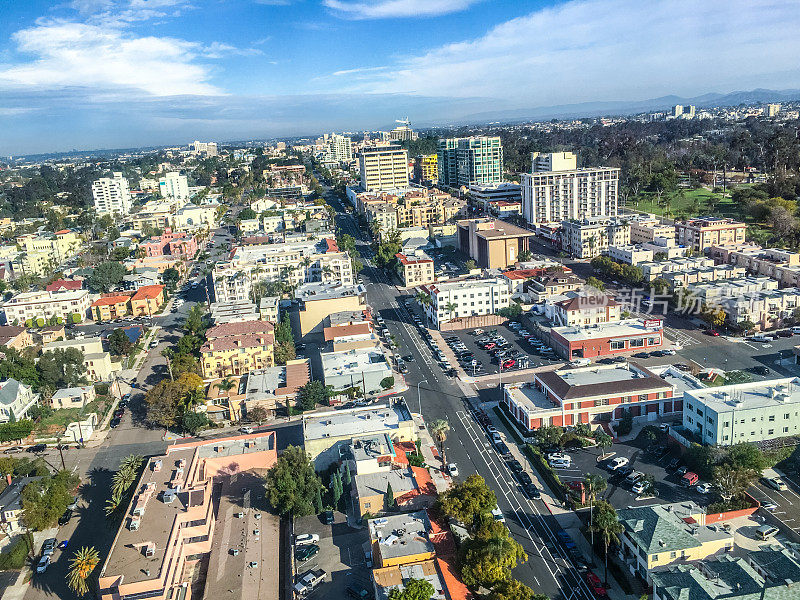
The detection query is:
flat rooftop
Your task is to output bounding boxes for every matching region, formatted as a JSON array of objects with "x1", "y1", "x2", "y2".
[
  {"x1": 102, "y1": 433, "x2": 276, "y2": 585},
  {"x1": 685, "y1": 377, "x2": 800, "y2": 413},
  {"x1": 203, "y1": 471, "x2": 279, "y2": 600},
  {"x1": 296, "y1": 281, "x2": 366, "y2": 302},
  {"x1": 551, "y1": 318, "x2": 662, "y2": 342},
  {"x1": 303, "y1": 404, "x2": 412, "y2": 442},
  {"x1": 373, "y1": 560, "x2": 446, "y2": 600},
  {"x1": 369, "y1": 511, "x2": 434, "y2": 562},
  {"x1": 349, "y1": 433, "x2": 395, "y2": 463},
  {"x1": 648, "y1": 365, "x2": 705, "y2": 398},
  {"x1": 355, "y1": 468, "x2": 417, "y2": 499},
  {"x1": 320, "y1": 347, "x2": 389, "y2": 377}
]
